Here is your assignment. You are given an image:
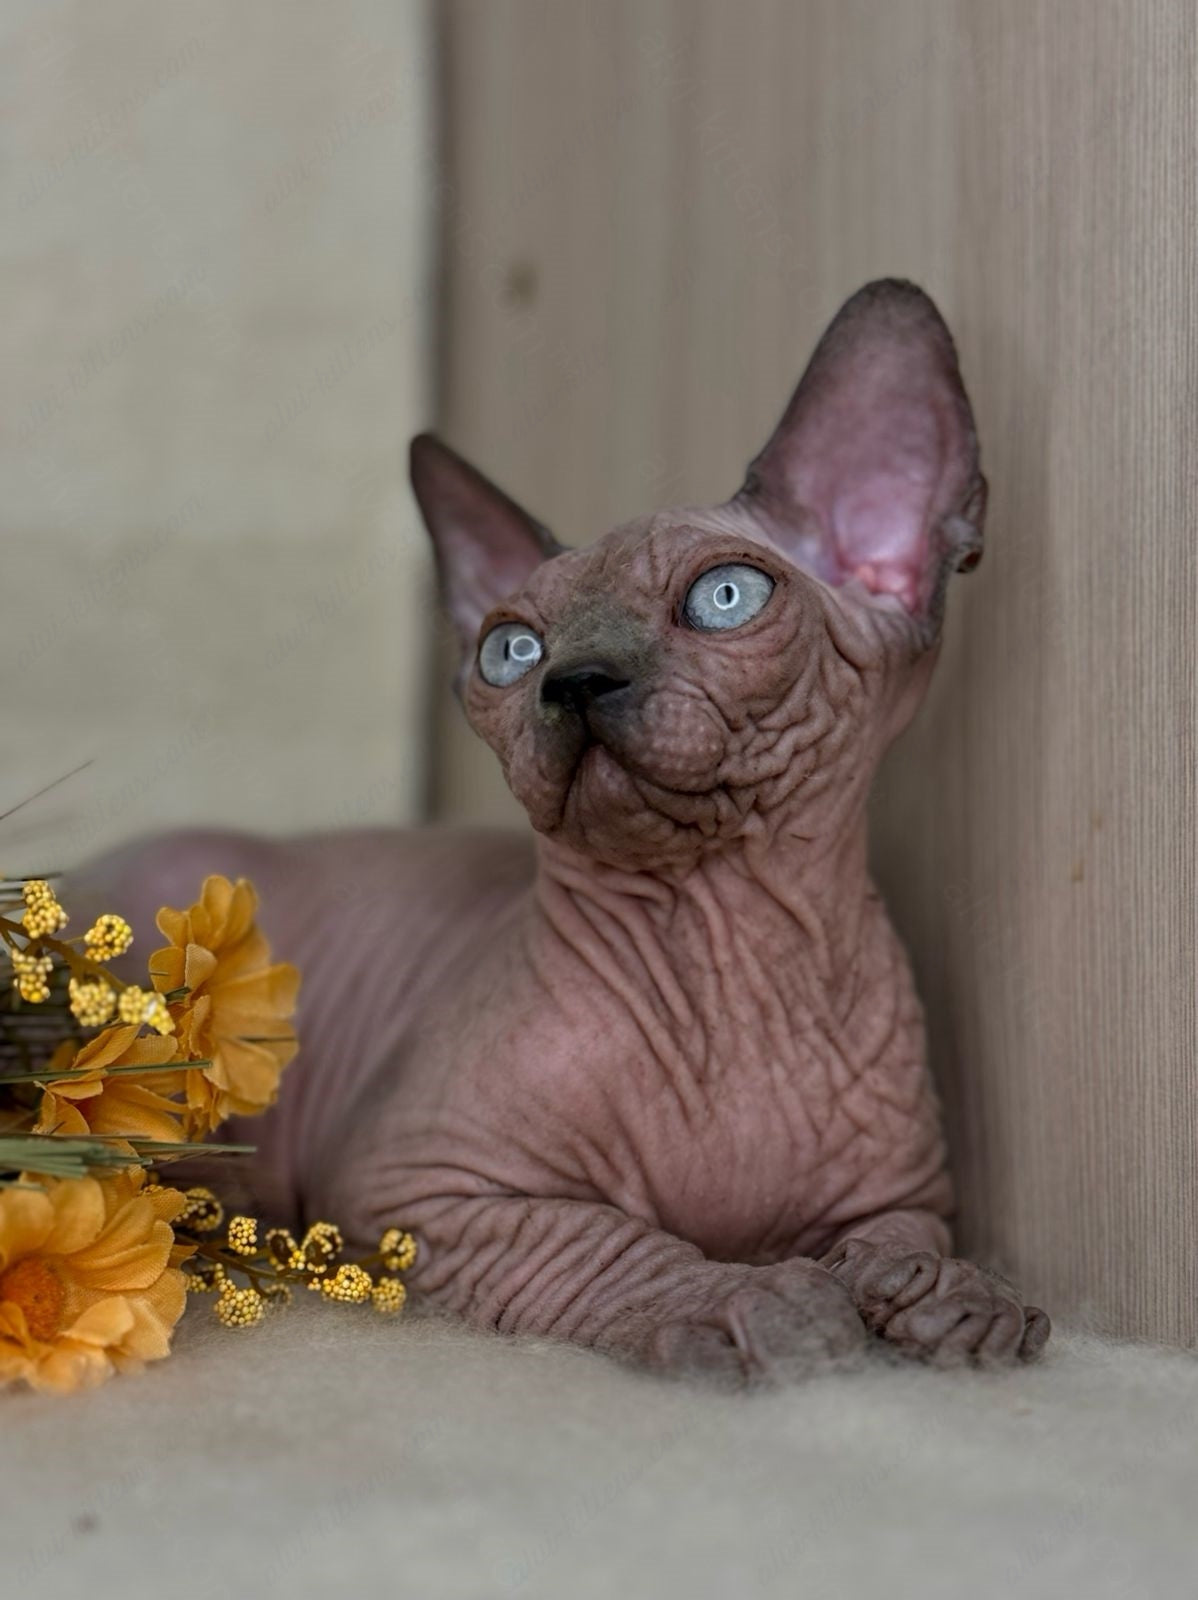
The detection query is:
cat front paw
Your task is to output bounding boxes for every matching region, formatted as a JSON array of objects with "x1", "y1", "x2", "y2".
[
  {"x1": 645, "y1": 1259, "x2": 867, "y2": 1386},
  {"x1": 825, "y1": 1240, "x2": 1050, "y2": 1368}
]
